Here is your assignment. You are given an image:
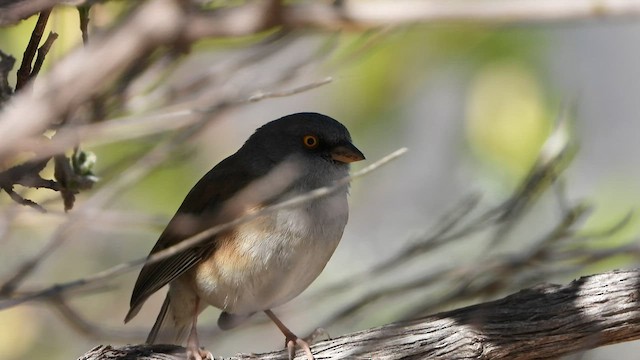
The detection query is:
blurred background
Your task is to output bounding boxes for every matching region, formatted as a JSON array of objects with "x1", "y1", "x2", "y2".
[{"x1": 1, "y1": 2, "x2": 640, "y2": 359}]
